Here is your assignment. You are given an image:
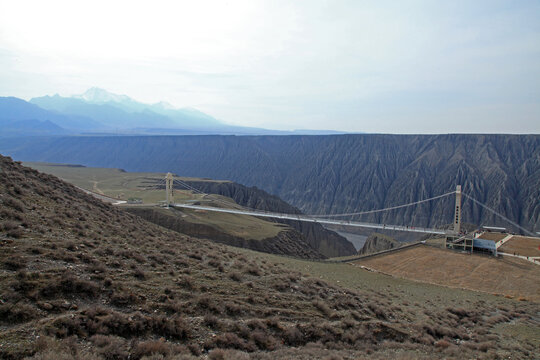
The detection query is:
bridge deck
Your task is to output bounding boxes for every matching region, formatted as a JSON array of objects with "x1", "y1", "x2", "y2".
[{"x1": 173, "y1": 204, "x2": 450, "y2": 235}]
